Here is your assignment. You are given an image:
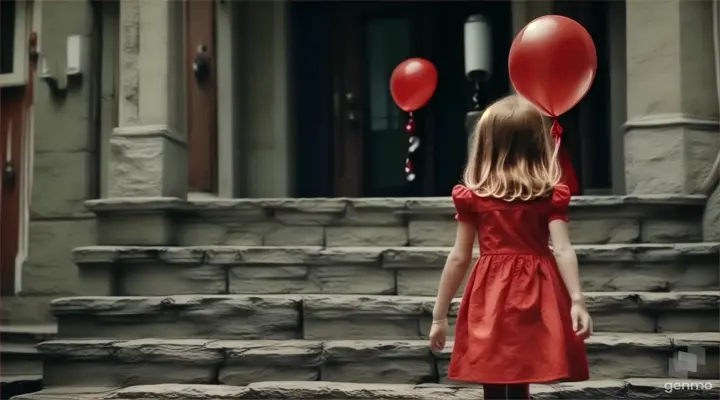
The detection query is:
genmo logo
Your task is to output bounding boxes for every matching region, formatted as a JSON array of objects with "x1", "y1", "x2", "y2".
[
  {"x1": 669, "y1": 346, "x2": 706, "y2": 379},
  {"x1": 663, "y1": 381, "x2": 715, "y2": 394}
]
